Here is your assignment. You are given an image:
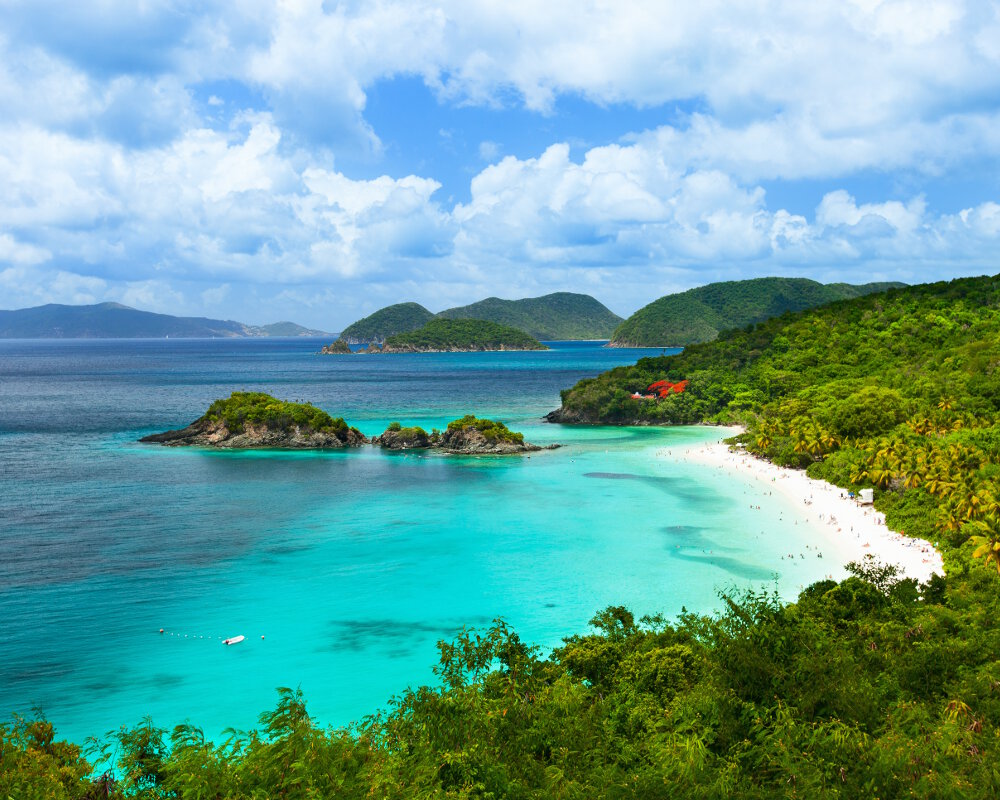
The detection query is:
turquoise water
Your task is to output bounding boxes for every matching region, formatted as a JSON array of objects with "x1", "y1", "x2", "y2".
[{"x1": 0, "y1": 339, "x2": 840, "y2": 744}]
